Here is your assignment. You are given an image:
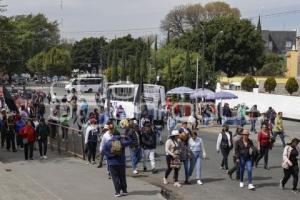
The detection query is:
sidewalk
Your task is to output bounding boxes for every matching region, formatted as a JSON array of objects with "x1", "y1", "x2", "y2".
[{"x1": 0, "y1": 149, "x2": 164, "y2": 200}]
